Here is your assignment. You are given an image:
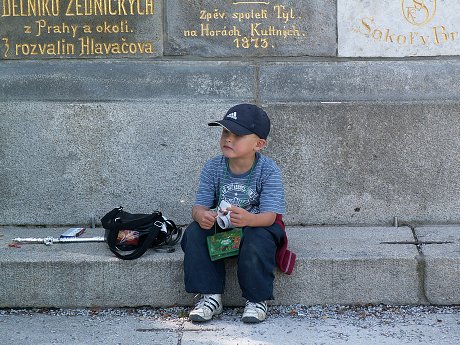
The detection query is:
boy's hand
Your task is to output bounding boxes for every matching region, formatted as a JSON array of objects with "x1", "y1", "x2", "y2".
[
  {"x1": 195, "y1": 209, "x2": 218, "y2": 230},
  {"x1": 226, "y1": 206, "x2": 277, "y2": 228},
  {"x1": 226, "y1": 206, "x2": 253, "y2": 228}
]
